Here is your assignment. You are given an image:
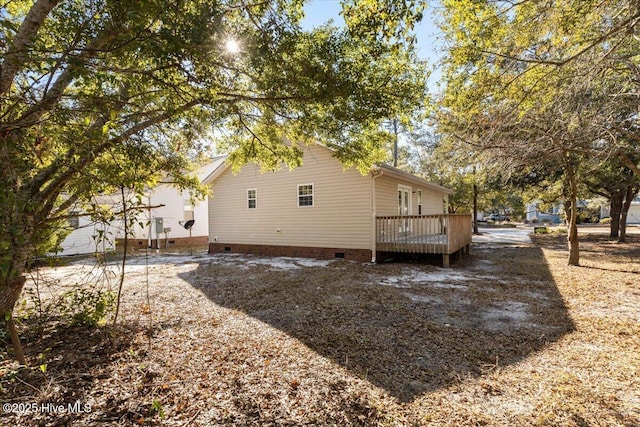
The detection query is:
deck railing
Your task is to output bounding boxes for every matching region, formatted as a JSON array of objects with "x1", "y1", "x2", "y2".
[{"x1": 376, "y1": 214, "x2": 472, "y2": 255}]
